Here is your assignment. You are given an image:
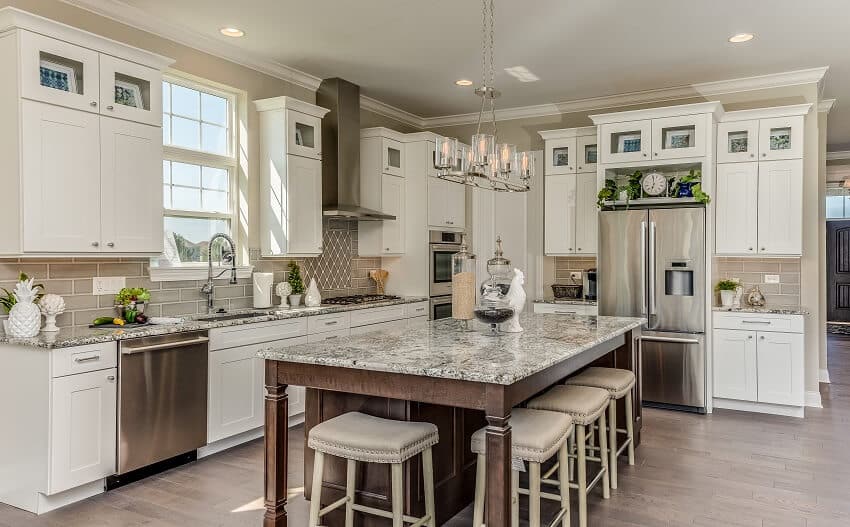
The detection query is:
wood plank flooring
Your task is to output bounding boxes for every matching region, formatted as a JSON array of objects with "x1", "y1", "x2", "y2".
[{"x1": 2, "y1": 336, "x2": 849, "y2": 526}]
